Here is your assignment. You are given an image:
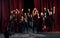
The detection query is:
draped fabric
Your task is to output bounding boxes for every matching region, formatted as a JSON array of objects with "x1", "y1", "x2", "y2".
[
  {"x1": 0, "y1": 0, "x2": 2, "y2": 33},
  {"x1": 0, "y1": 0, "x2": 60, "y2": 33},
  {"x1": 34, "y1": 0, "x2": 60, "y2": 31},
  {"x1": 1, "y1": 0, "x2": 23, "y2": 32}
]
